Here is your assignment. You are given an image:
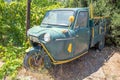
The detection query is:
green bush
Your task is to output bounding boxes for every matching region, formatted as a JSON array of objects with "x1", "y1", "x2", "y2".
[
  {"x1": 0, "y1": 0, "x2": 62, "y2": 46},
  {"x1": 0, "y1": 0, "x2": 63, "y2": 79},
  {"x1": 0, "y1": 45, "x2": 25, "y2": 79},
  {"x1": 95, "y1": 0, "x2": 120, "y2": 46}
]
